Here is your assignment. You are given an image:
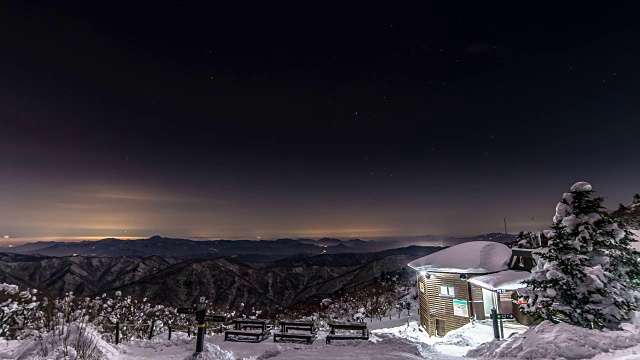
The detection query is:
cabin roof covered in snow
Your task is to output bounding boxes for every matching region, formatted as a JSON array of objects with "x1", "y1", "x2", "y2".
[
  {"x1": 407, "y1": 241, "x2": 512, "y2": 274},
  {"x1": 467, "y1": 270, "x2": 531, "y2": 291}
]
